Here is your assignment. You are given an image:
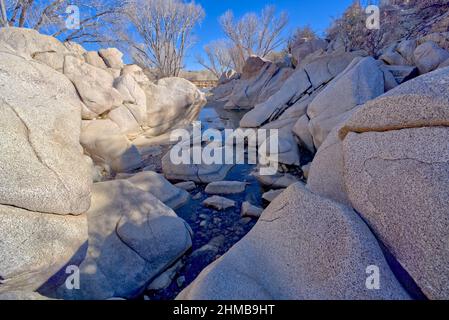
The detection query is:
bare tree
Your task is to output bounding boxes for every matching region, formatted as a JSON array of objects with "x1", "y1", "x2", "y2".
[
  {"x1": 196, "y1": 39, "x2": 233, "y2": 79},
  {"x1": 3, "y1": 0, "x2": 120, "y2": 43},
  {"x1": 123, "y1": 0, "x2": 205, "y2": 79},
  {"x1": 219, "y1": 5, "x2": 289, "y2": 71}
]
